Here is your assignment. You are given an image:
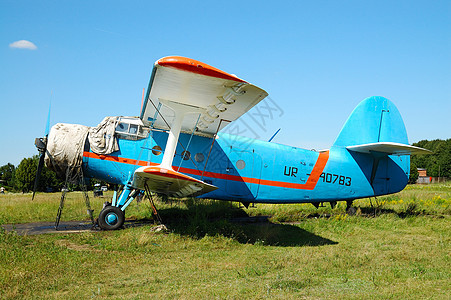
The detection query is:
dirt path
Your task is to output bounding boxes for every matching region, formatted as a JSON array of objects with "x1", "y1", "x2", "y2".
[
  {"x1": 2, "y1": 219, "x2": 156, "y2": 235},
  {"x1": 2, "y1": 221, "x2": 95, "y2": 235}
]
